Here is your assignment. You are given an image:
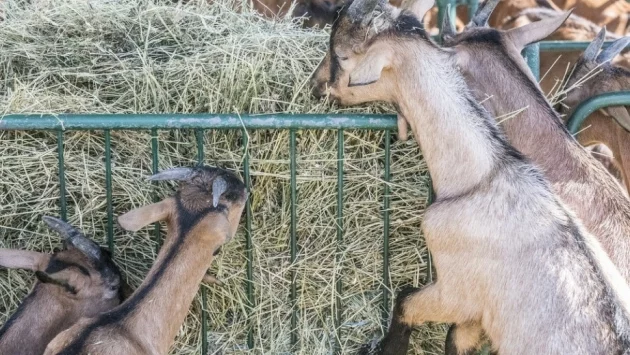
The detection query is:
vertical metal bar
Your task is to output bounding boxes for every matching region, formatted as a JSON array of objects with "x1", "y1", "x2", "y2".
[
  {"x1": 522, "y1": 43, "x2": 540, "y2": 80},
  {"x1": 195, "y1": 129, "x2": 208, "y2": 355},
  {"x1": 104, "y1": 130, "x2": 114, "y2": 253},
  {"x1": 382, "y1": 130, "x2": 391, "y2": 325},
  {"x1": 57, "y1": 131, "x2": 67, "y2": 221},
  {"x1": 151, "y1": 129, "x2": 161, "y2": 251},
  {"x1": 290, "y1": 129, "x2": 298, "y2": 348},
  {"x1": 334, "y1": 129, "x2": 344, "y2": 354},
  {"x1": 242, "y1": 129, "x2": 255, "y2": 349}
]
